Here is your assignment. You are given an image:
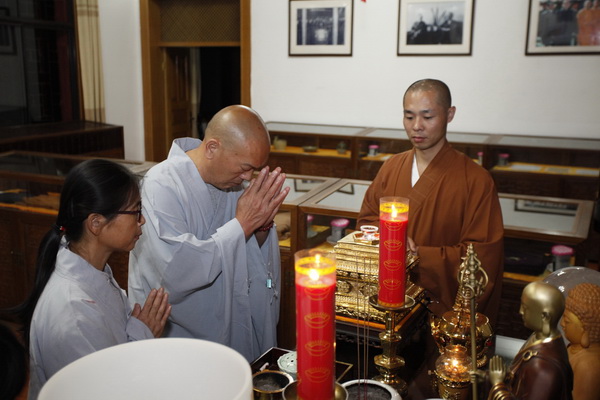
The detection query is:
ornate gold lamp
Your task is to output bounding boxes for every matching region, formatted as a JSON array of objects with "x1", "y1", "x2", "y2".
[
  {"x1": 431, "y1": 243, "x2": 492, "y2": 399},
  {"x1": 434, "y1": 344, "x2": 472, "y2": 400}
]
